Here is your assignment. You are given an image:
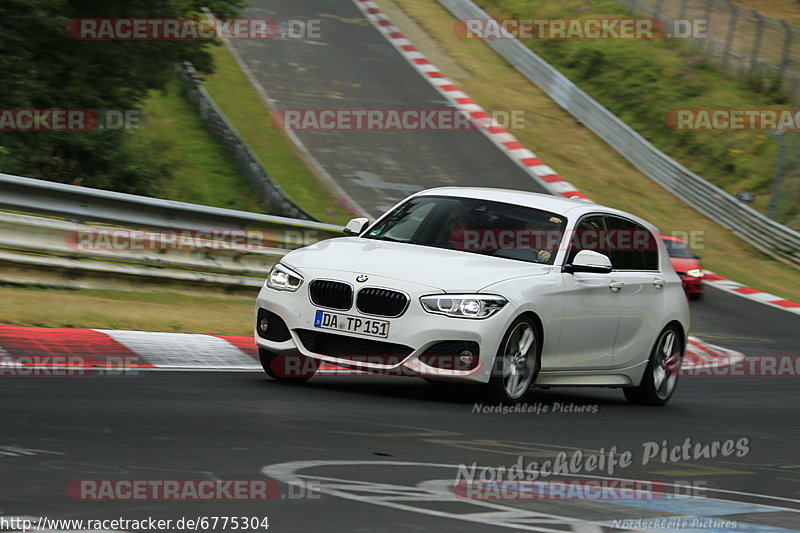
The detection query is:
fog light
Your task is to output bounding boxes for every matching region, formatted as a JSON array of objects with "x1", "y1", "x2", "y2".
[
  {"x1": 459, "y1": 350, "x2": 475, "y2": 365},
  {"x1": 258, "y1": 317, "x2": 269, "y2": 334}
]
